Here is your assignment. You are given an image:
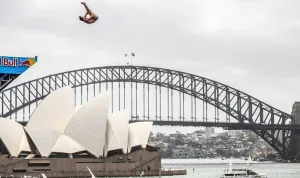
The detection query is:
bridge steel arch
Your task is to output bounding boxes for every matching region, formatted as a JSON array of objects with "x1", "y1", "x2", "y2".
[{"x1": 0, "y1": 66, "x2": 296, "y2": 158}]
